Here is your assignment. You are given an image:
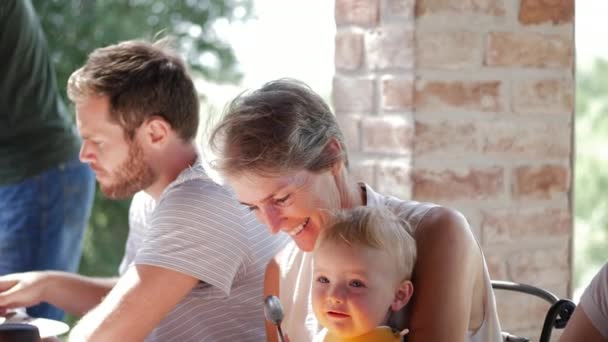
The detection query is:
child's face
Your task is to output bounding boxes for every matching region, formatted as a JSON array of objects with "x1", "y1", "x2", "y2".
[{"x1": 312, "y1": 242, "x2": 408, "y2": 338}]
